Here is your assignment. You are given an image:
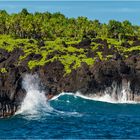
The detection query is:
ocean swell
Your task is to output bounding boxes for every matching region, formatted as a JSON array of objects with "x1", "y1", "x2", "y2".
[{"x1": 15, "y1": 74, "x2": 140, "y2": 119}]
